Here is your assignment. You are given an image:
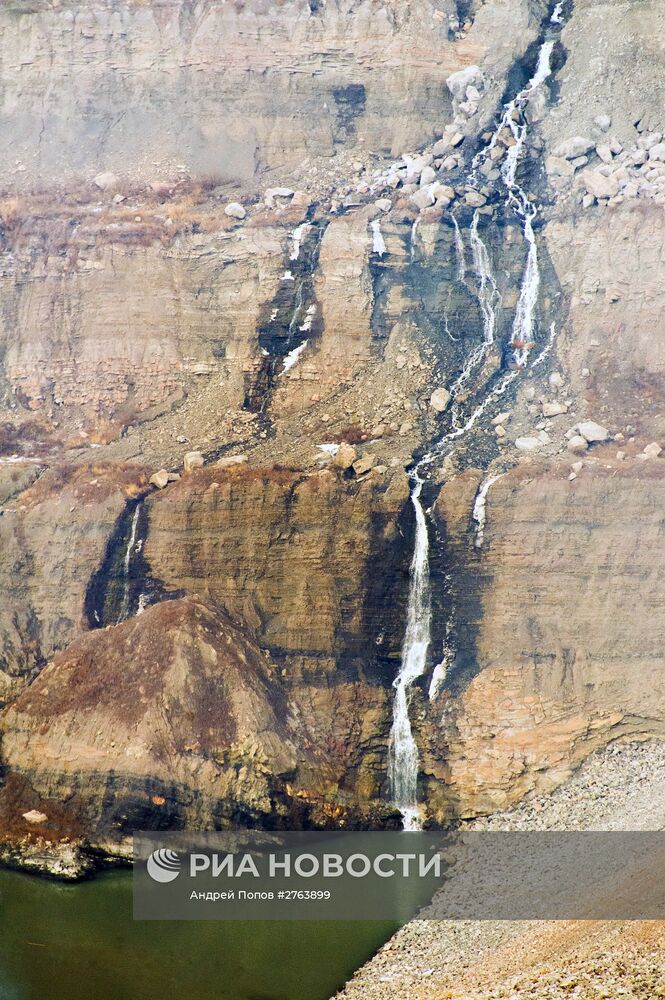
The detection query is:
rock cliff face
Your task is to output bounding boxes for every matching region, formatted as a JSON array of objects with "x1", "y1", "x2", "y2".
[{"x1": 1, "y1": 0, "x2": 665, "y2": 866}]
